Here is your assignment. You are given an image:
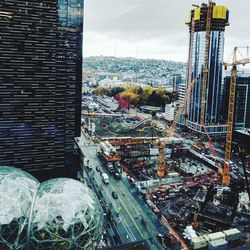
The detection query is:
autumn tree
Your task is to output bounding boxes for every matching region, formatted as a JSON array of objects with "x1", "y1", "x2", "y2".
[
  {"x1": 92, "y1": 86, "x2": 110, "y2": 96},
  {"x1": 120, "y1": 90, "x2": 140, "y2": 105}
]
